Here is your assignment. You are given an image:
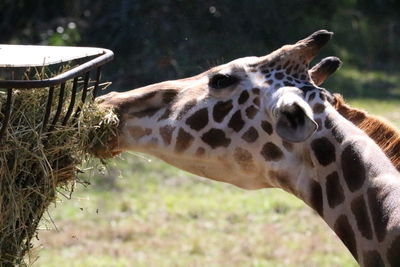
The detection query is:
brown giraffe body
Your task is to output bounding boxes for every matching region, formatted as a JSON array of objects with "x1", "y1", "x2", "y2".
[{"x1": 98, "y1": 31, "x2": 400, "y2": 266}]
